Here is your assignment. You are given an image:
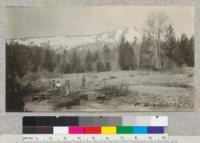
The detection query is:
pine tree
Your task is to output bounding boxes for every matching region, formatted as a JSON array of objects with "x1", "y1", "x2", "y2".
[
  {"x1": 164, "y1": 25, "x2": 176, "y2": 58},
  {"x1": 43, "y1": 49, "x2": 55, "y2": 72},
  {"x1": 186, "y1": 36, "x2": 194, "y2": 67},
  {"x1": 118, "y1": 37, "x2": 136, "y2": 70},
  {"x1": 70, "y1": 49, "x2": 80, "y2": 73},
  {"x1": 31, "y1": 46, "x2": 42, "y2": 73},
  {"x1": 85, "y1": 50, "x2": 93, "y2": 72},
  {"x1": 118, "y1": 36, "x2": 126, "y2": 70},
  {"x1": 162, "y1": 25, "x2": 177, "y2": 69},
  {"x1": 103, "y1": 45, "x2": 111, "y2": 71},
  {"x1": 179, "y1": 33, "x2": 189, "y2": 66},
  {"x1": 97, "y1": 59, "x2": 106, "y2": 72}
]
